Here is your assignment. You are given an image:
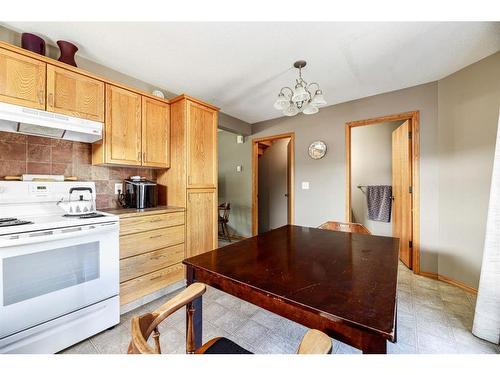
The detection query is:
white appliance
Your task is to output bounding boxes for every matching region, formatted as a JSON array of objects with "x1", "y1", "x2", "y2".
[
  {"x1": 0, "y1": 181, "x2": 119, "y2": 353},
  {"x1": 0, "y1": 102, "x2": 103, "y2": 143}
]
